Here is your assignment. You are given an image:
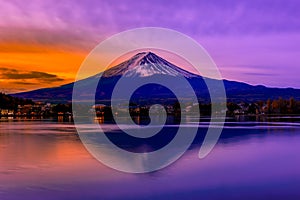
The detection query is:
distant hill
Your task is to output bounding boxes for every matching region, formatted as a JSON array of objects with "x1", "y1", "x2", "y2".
[{"x1": 11, "y1": 52, "x2": 300, "y2": 103}]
